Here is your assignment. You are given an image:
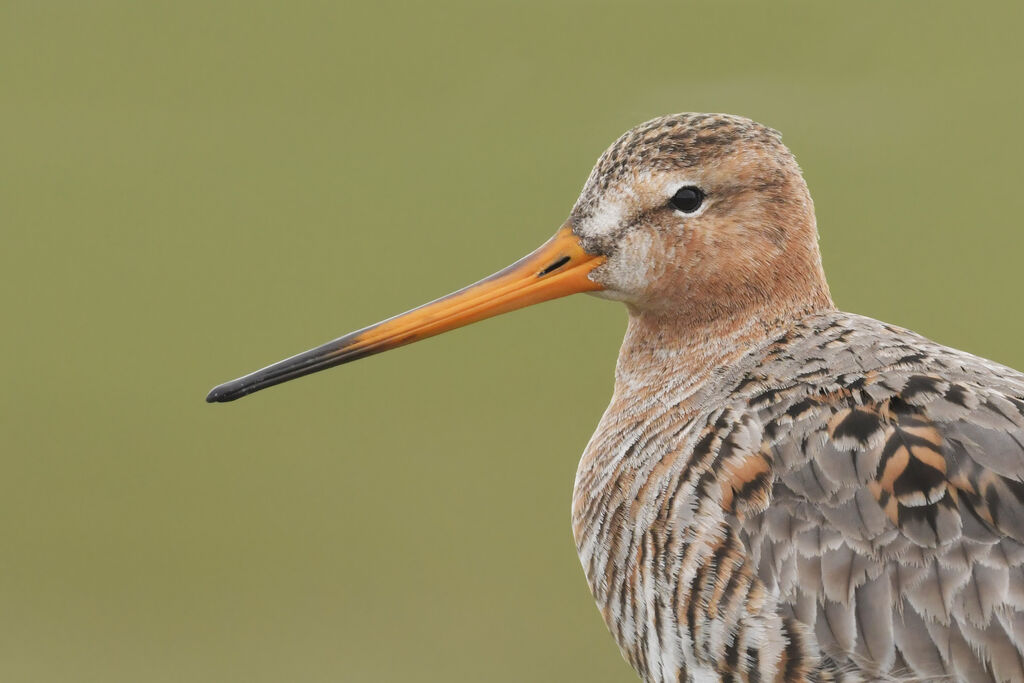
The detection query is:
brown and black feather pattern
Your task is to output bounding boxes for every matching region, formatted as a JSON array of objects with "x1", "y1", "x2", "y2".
[{"x1": 572, "y1": 311, "x2": 1024, "y2": 682}]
